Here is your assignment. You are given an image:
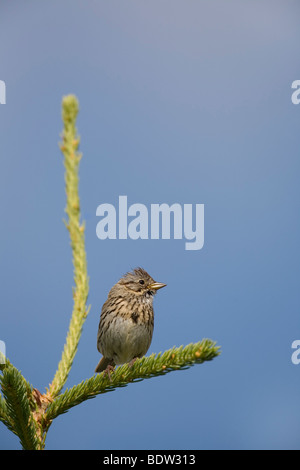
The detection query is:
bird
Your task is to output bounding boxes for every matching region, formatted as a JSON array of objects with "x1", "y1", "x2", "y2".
[{"x1": 95, "y1": 267, "x2": 166, "y2": 374}]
